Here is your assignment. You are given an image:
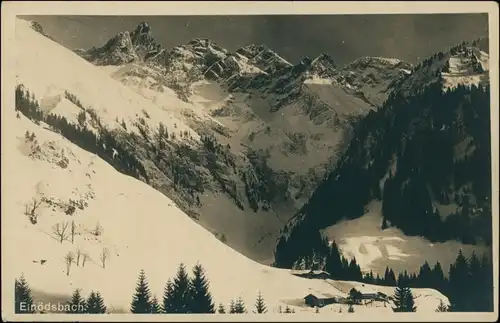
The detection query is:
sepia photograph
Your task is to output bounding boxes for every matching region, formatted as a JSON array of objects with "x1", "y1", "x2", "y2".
[{"x1": 1, "y1": 1, "x2": 498, "y2": 321}]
